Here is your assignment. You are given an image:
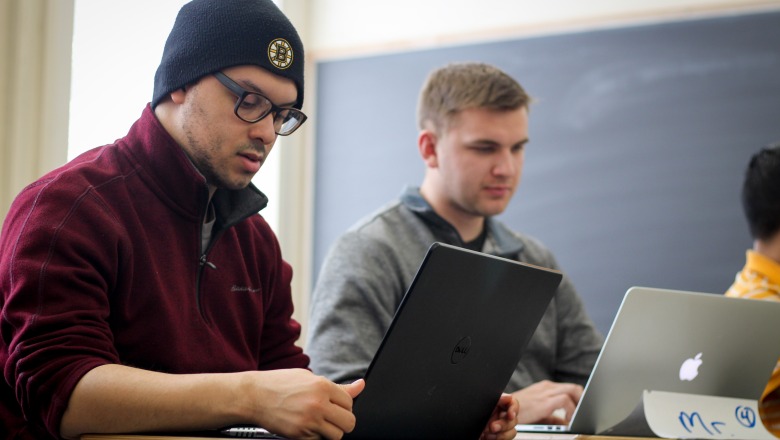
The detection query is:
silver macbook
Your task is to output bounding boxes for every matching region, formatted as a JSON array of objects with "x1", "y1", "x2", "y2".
[{"x1": 518, "y1": 286, "x2": 780, "y2": 435}]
